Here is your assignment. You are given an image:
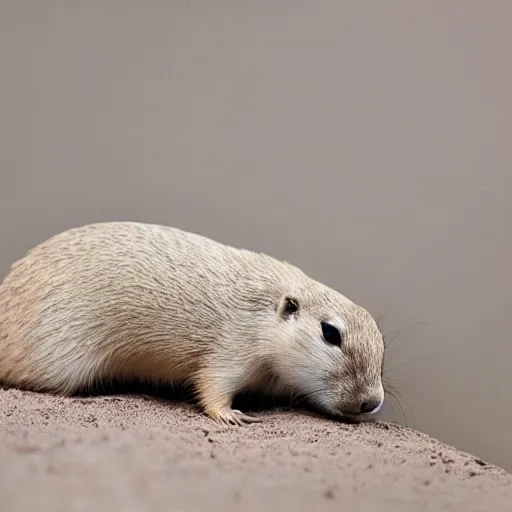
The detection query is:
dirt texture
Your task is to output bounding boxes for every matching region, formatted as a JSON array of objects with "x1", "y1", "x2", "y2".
[{"x1": 1, "y1": 388, "x2": 511, "y2": 512}]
